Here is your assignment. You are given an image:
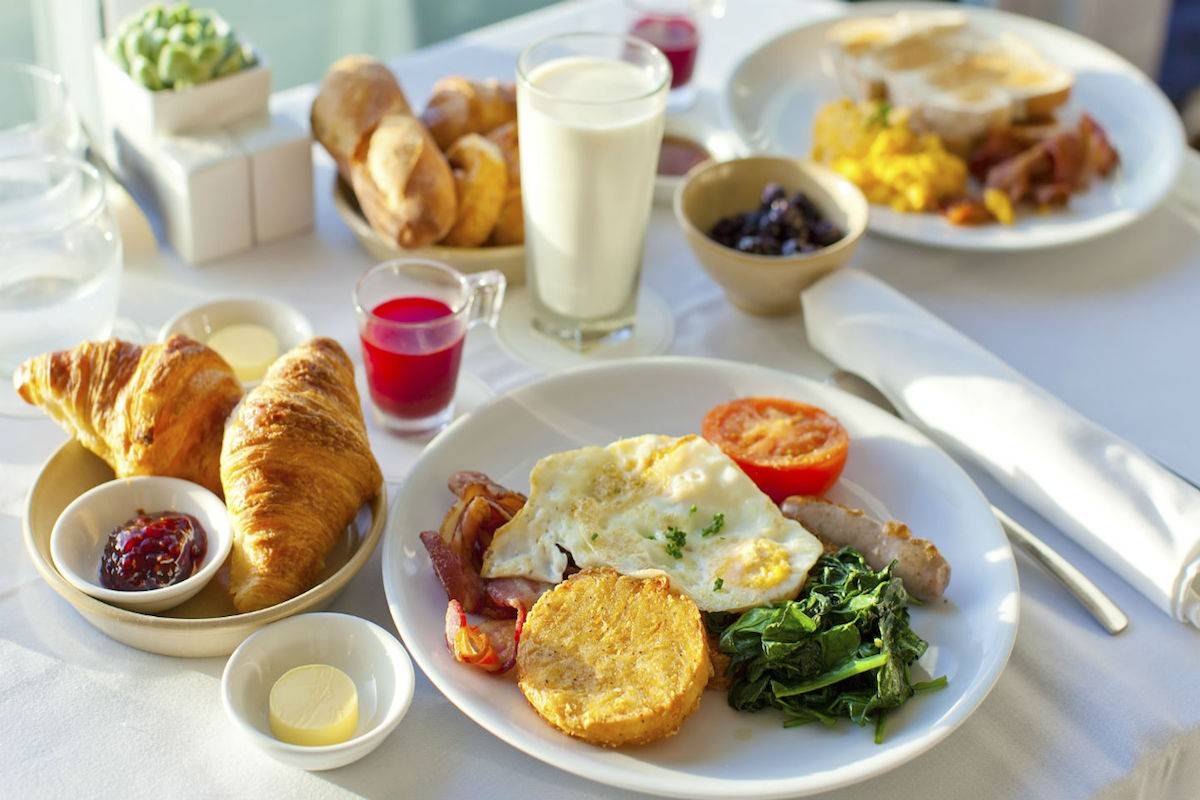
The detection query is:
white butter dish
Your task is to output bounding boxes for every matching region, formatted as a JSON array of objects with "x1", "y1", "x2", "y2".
[{"x1": 222, "y1": 613, "x2": 415, "y2": 771}]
